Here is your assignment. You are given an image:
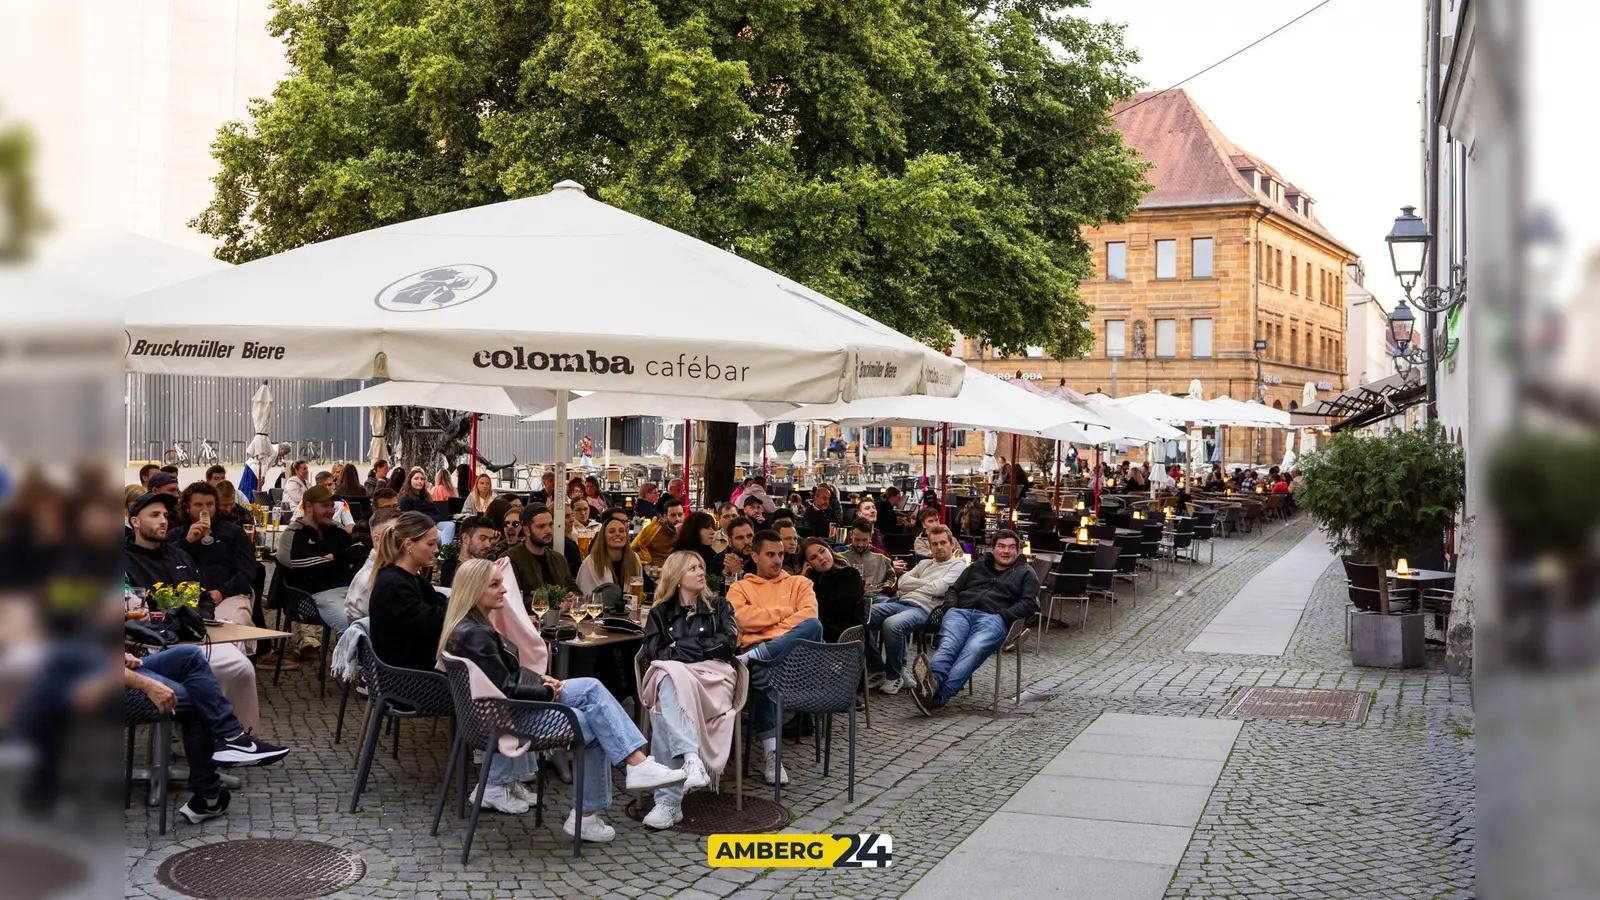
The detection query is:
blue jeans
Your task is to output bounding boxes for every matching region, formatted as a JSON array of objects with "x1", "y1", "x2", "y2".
[
  {"x1": 928, "y1": 609, "x2": 1009, "y2": 707},
  {"x1": 14, "y1": 642, "x2": 109, "y2": 808},
  {"x1": 487, "y1": 748, "x2": 537, "y2": 786},
  {"x1": 313, "y1": 587, "x2": 350, "y2": 635},
  {"x1": 648, "y1": 676, "x2": 699, "y2": 806},
  {"x1": 137, "y1": 645, "x2": 246, "y2": 796},
  {"x1": 865, "y1": 599, "x2": 928, "y2": 677},
  {"x1": 561, "y1": 676, "x2": 647, "y2": 814},
  {"x1": 745, "y1": 618, "x2": 823, "y2": 739}
]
